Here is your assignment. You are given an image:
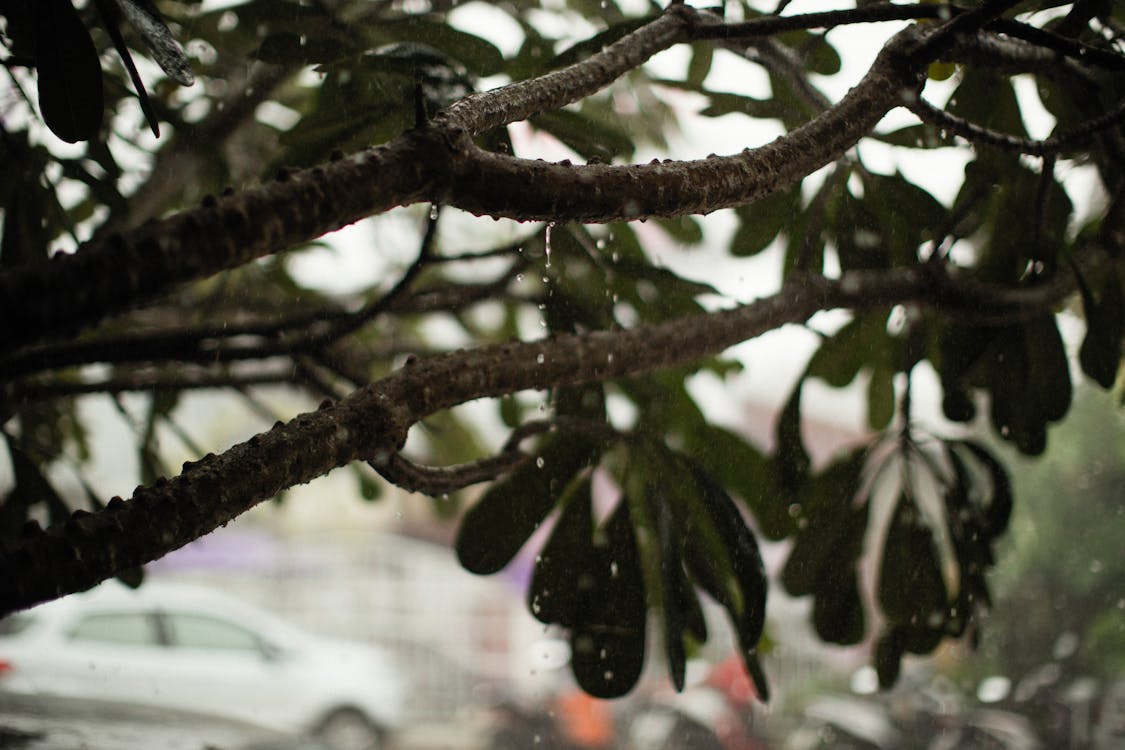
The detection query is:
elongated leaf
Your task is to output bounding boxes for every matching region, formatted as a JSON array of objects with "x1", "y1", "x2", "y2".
[
  {"x1": 878, "y1": 497, "x2": 948, "y2": 626},
  {"x1": 35, "y1": 0, "x2": 104, "y2": 142},
  {"x1": 812, "y1": 568, "x2": 865, "y2": 646},
  {"x1": 455, "y1": 435, "x2": 598, "y2": 574},
  {"x1": 527, "y1": 477, "x2": 594, "y2": 627},
  {"x1": 570, "y1": 500, "x2": 647, "y2": 698},
  {"x1": 1077, "y1": 268, "x2": 1124, "y2": 389},
  {"x1": 688, "y1": 465, "x2": 767, "y2": 654}
]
